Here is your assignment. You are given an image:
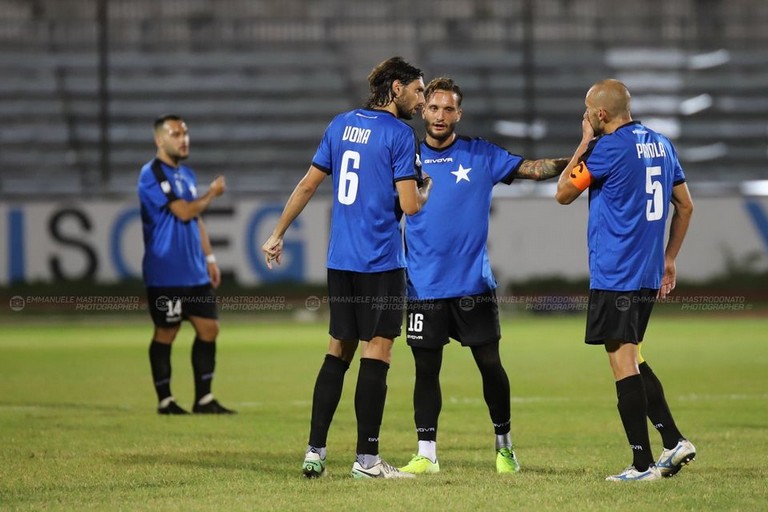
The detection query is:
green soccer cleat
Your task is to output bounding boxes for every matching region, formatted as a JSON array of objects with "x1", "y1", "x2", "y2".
[
  {"x1": 400, "y1": 455, "x2": 440, "y2": 474},
  {"x1": 302, "y1": 450, "x2": 327, "y2": 478},
  {"x1": 496, "y1": 447, "x2": 521, "y2": 474}
]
